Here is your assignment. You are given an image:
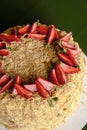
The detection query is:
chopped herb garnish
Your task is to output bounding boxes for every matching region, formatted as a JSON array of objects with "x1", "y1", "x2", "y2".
[
  {"x1": 45, "y1": 44, "x2": 50, "y2": 49},
  {"x1": 47, "y1": 97, "x2": 54, "y2": 107},
  {"x1": 52, "y1": 97, "x2": 58, "y2": 101},
  {"x1": 11, "y1": 94, "x2": 16, "y2": 98}
]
